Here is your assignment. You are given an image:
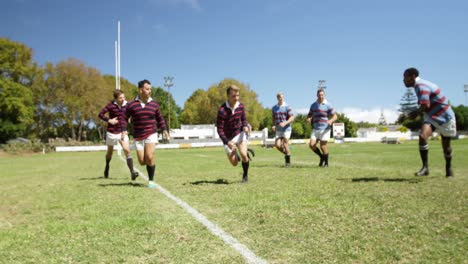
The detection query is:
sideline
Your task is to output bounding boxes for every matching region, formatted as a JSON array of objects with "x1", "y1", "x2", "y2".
[{"x1": 119, "y1": 156, "x2": 267, "y2": 264}]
